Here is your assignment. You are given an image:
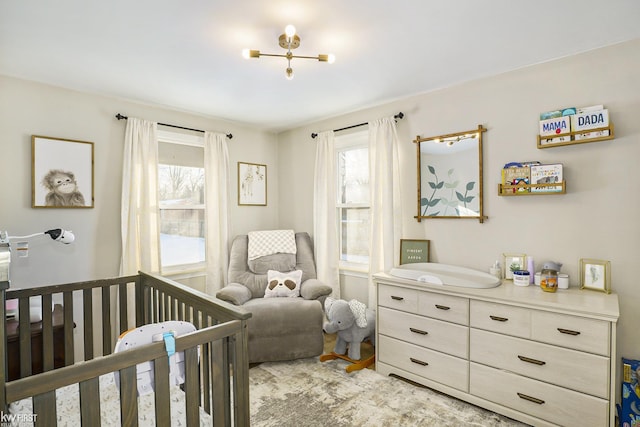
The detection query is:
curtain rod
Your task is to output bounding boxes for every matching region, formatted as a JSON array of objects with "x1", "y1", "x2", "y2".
[
  {"x1": 115, "y1": 113, "x2": 233, "y2": 139},
  {"x1": 310, "y1": 112, "x2": 404, "y2": 139}
]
